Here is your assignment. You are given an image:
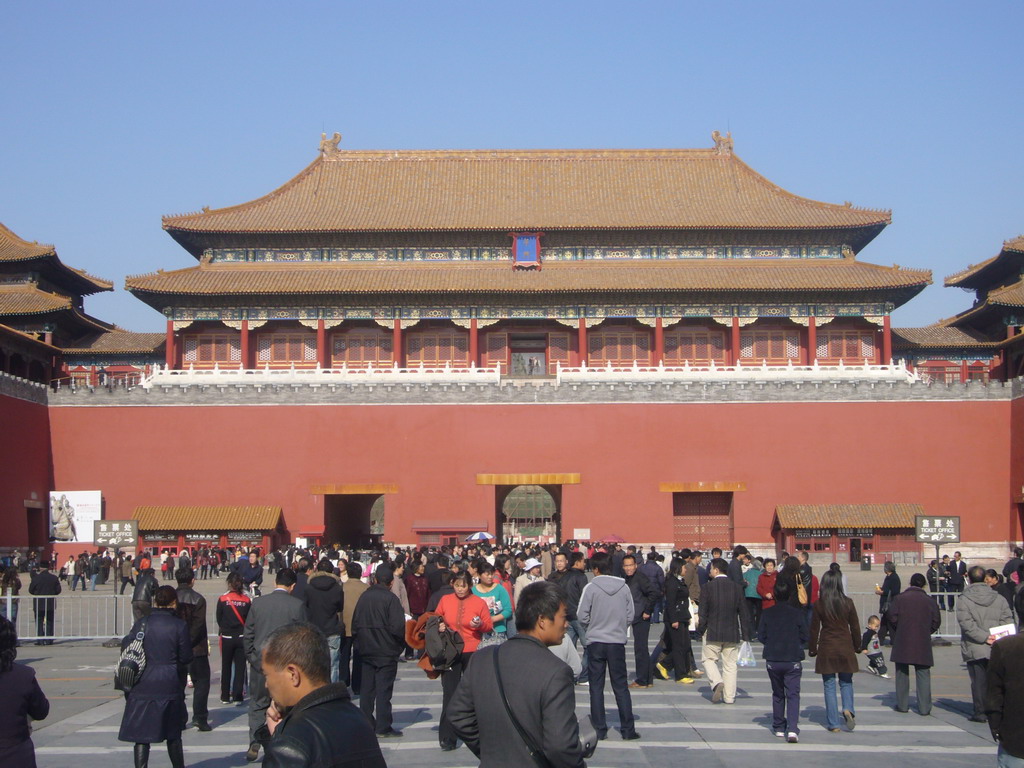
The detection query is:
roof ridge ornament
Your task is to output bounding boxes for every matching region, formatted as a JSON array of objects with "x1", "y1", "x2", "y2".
[
  {"x1": 319, "y1": 132, "x2": 342, "y2": 159},
  {"x1": 711, "y1": 130, "x2": 734, "y2": 156}
]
